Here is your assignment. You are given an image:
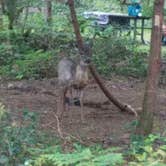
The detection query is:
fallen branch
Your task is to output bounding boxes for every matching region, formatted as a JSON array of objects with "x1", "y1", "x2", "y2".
[
  {"x1": 48, "y1": 112, "x2": 88, "y2": 145},
  {"x1": 83, "y1": 100, "x2": 110, "y2": 108},
  {"x1": 68, "y1": 0, "x2": 137, "y2": 117}
]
